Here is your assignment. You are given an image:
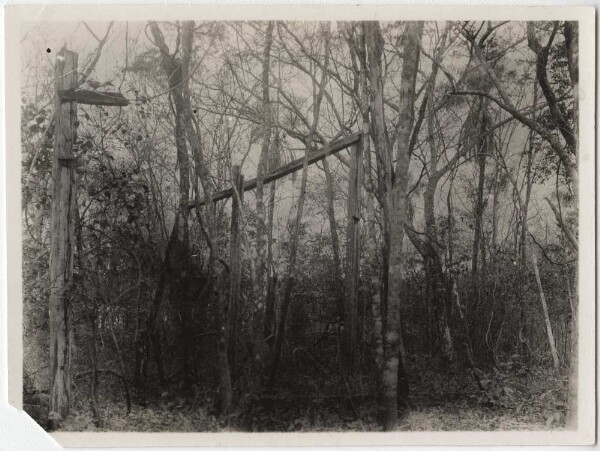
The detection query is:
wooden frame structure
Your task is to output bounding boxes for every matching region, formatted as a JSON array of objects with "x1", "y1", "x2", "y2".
[{"x1": 191, "y1": 129, "x2": 365, "y2": 368}]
